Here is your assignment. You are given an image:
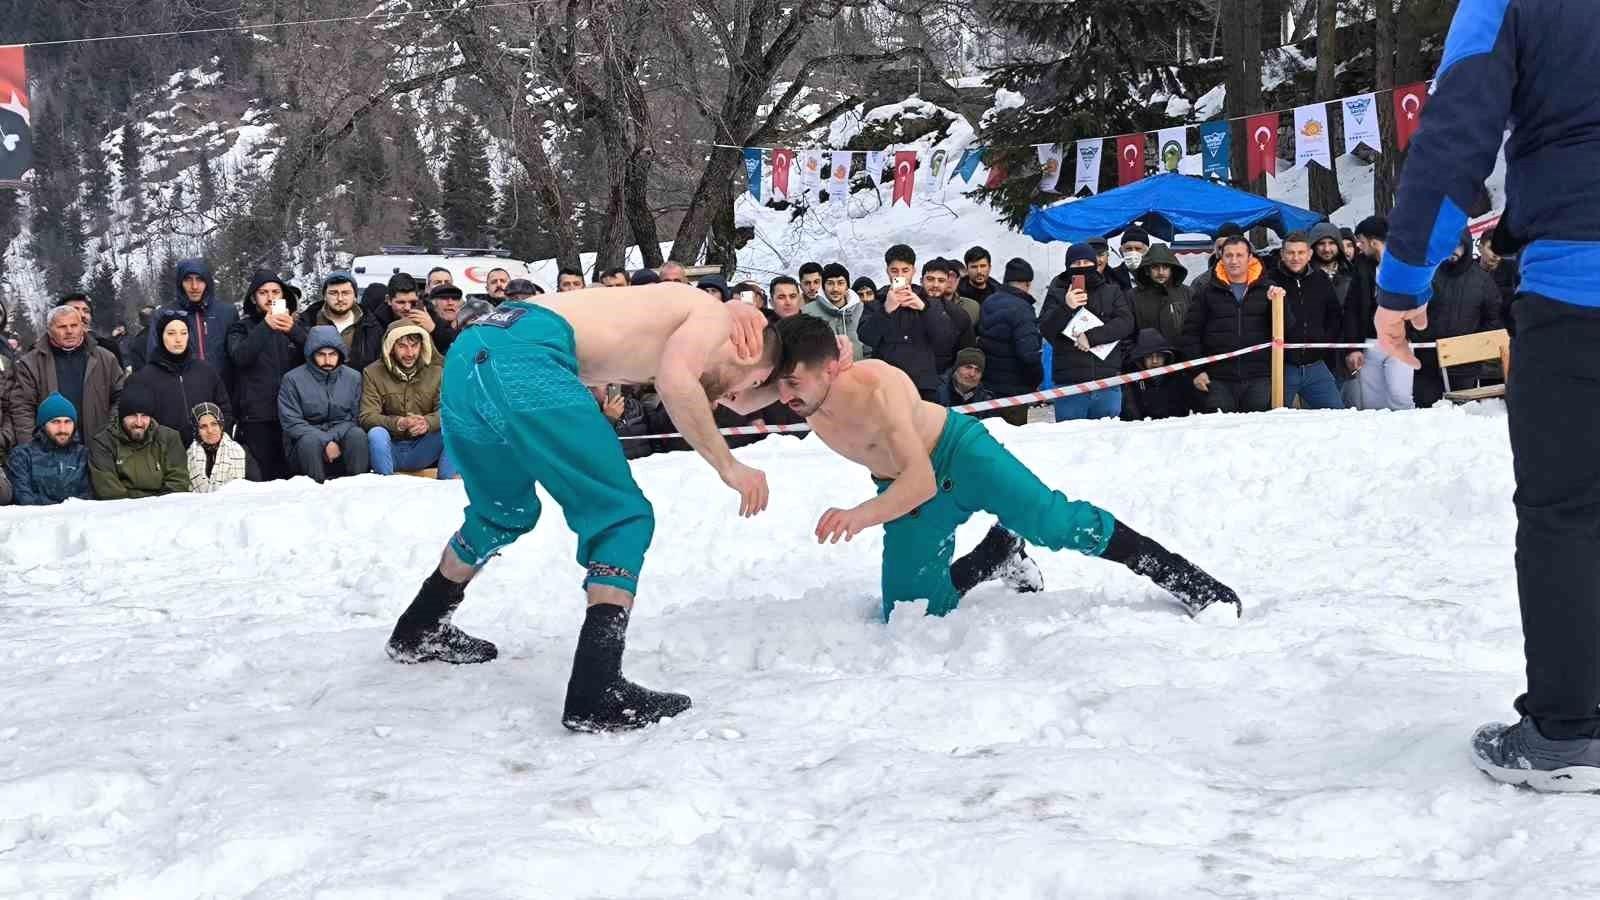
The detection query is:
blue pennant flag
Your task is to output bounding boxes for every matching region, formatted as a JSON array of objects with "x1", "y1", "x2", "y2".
[
  {"x1": 1199, "y1": 121, "x2": 1231, "y2": 180},
  {"x1": 743, "y1": 148, "x2": 763, "y2": 200},
  {"x1": 955, "y1": 147, "x2": 983, "y2": 183}
]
